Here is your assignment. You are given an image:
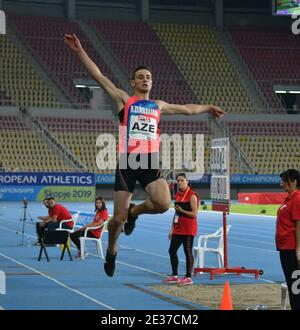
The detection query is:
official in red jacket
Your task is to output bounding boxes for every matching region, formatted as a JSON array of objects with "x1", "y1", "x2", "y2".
[
  {"x1": 36, "y1": 197, "x2": 73, "y2": 239},
  {"x1": 276, "y1": 169, "x2": 300, "y2": 310},
  {"x1": 164, "y1": 173, "x2": 200, "y2": 286},
  {"x1": 70, "y1": 197, "x2": 109, "y2": 259}
]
